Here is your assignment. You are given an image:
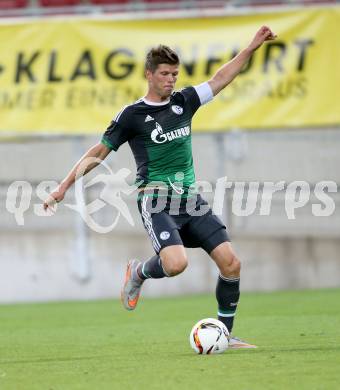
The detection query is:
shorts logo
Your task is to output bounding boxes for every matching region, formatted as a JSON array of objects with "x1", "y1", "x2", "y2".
[
  {"x1": 160, "y1": 231, "x2": 170, "y2": 240},
  {"x1": 171, "y1": 105, "x2": 183, "y2": 115}
]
